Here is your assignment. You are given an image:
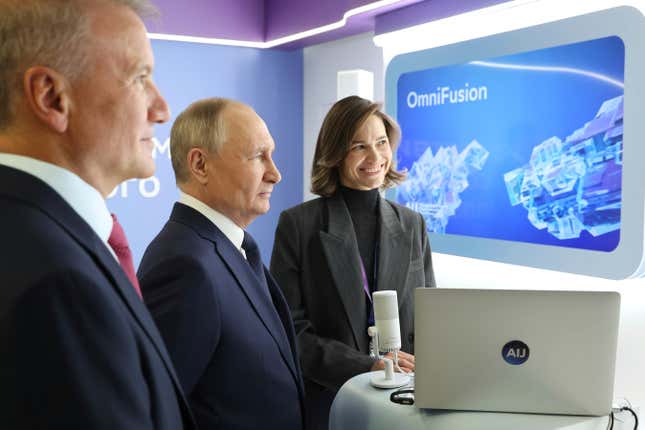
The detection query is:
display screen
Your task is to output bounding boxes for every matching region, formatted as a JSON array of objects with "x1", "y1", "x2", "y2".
[{"x1": 394, "y1": 36, "x2": 624, "y2": 252}]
